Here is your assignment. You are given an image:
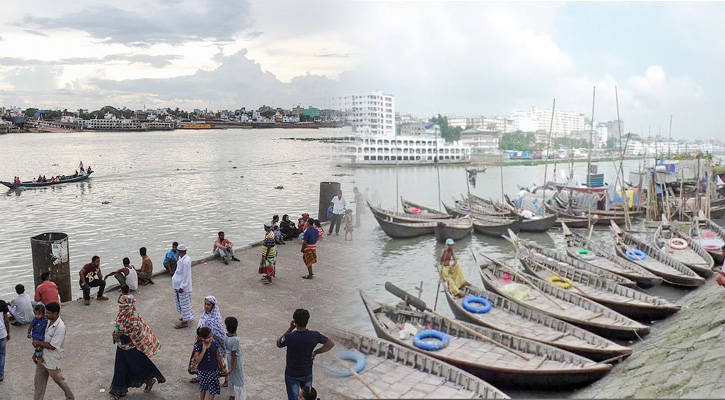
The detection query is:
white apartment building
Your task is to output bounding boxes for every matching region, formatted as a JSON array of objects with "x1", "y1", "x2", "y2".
[
  {"x1": 510, "y1": 107, "x2": 586, "y2": 139},
  {"x1": 460, "y1": 129, "x2": 500, "y2": 154},
  {"x1": 323, "y1": 91, "x2": 395, "y2": 136},
  {"x1": 448, "y1": 116, "x2": 513, "y2": 133}
]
